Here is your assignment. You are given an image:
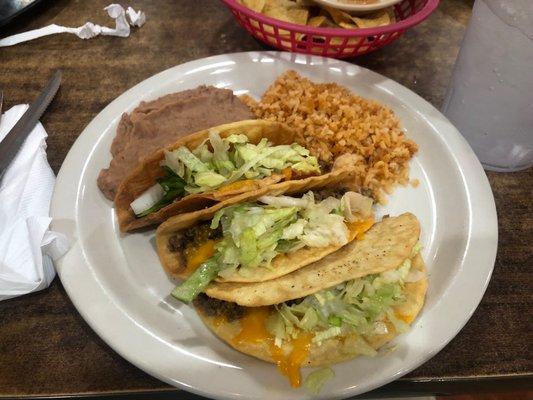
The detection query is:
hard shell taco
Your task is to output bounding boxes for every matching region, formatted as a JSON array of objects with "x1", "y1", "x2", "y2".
[
  {"x1": 115, "y1": 119, "x2": 356, "y2": 232},
  {"x1": 193, "y1": 213, "x2": 427, "y2": 387},
  {"x1": 156, "y1": 189, "x2": 376, "y2": 301}
]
